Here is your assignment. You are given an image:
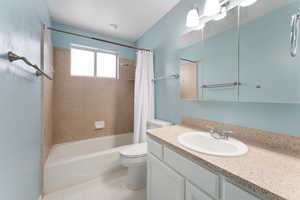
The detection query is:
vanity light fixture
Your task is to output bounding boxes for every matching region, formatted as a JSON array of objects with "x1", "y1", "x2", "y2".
[
  {"x1": 240, "y1": 0, "x2": 257, "y2": 7},
  {"x1": 195, "y1": 22, "x2": 206, "y2": 30},
  {"x1": 109, "y1": 24, "x2": 118, "y2": 30},
  {"x1": 186, "y1": 6, "x2": 200, "y2": 28},
  {"x1": 204, "y1": 0, "x2": 221, "y2": 17},
  {"x1": 214, "y1": 6, "x2": 227, "y2": 21}
]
